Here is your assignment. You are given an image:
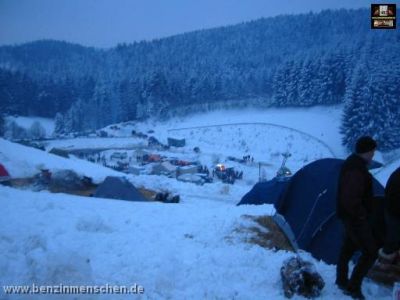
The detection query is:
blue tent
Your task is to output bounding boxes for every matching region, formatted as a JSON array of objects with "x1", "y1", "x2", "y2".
[
  {"x1": 238, "y1": 158, "x2": 385, "y2": 265},
  {"x1": 237, "y1": 177, "x2": 289, "y2": 212},
  {"x1": 93, "y1": 176, "x2": 147, "y2": 202}
]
